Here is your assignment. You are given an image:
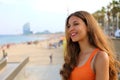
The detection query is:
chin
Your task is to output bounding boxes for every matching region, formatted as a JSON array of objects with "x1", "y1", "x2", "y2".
[{"x1": 71, "y1": 38, "x2": 78, "y2": 42}]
